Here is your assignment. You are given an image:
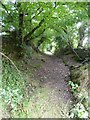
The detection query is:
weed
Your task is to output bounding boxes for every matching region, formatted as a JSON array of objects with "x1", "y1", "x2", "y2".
[{"x1": 68, "y1": 81, "x2": 79, "y2": 93}]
